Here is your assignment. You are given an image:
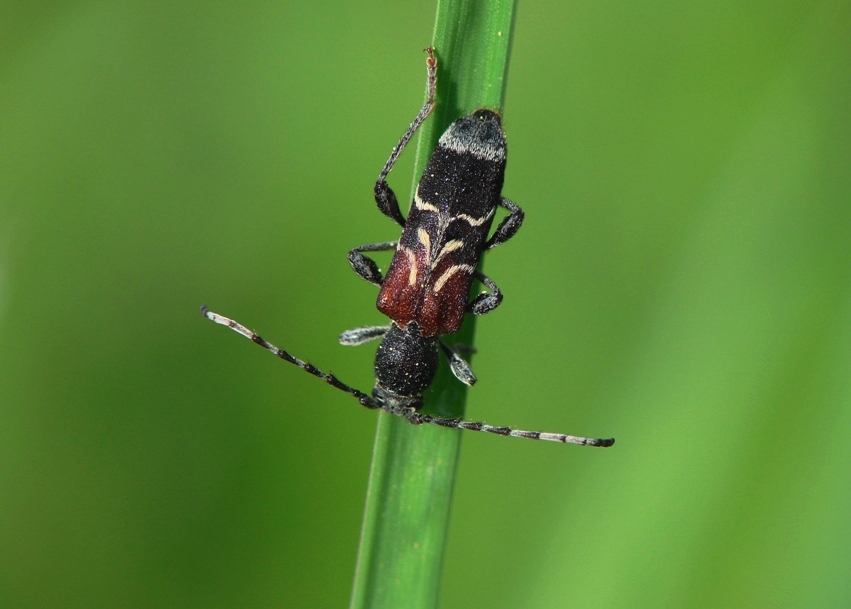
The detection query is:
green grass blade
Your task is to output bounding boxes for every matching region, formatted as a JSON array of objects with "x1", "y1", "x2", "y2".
[{"x1": 349, "y1": 1, "x2": 517, "y2": 608}]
